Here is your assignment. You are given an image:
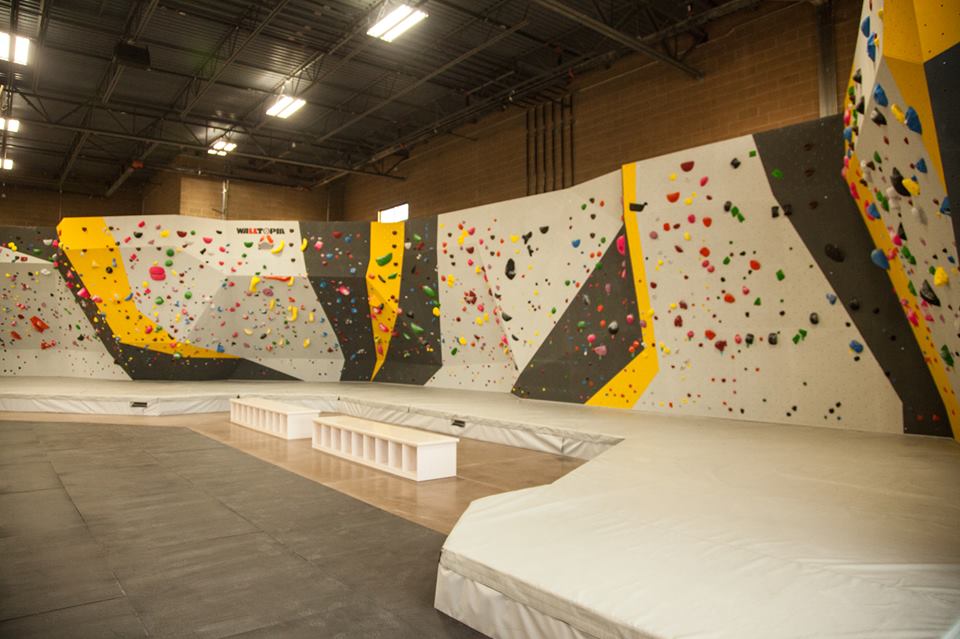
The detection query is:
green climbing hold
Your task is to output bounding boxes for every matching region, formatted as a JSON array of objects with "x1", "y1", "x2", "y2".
[
  {"x1": 749, "y1": 150, "x2": 757, "y2": 157},
  {"x1": 577, "y1": 320, "x2": 586, "y2": 329},
  {"x1": 388, "y1": 273, "x2": 398, "y2": 280},
  {"x1": 164, "y1": 259, "x2": 173, "y2": 267},
  {"x1": 244, "y1": 241, "x2": 253, "y2": 248},
  {"x1": 940, "y1": 345, "x2": 954, "y2": 368},
  {"x1": 413, "y1": 233, "x2": 422, "y2": 242},
  {"x1": 422, "y1": 285, "x2": 437, "y2": 298},
  {"x1": 754, "y1": 297, "x2": 762, "y2": 306},
  {"x1": 410, "y1": 323, "x2": 424, "y2": 335},
  {"x1": 375, "y1": 252, "x2": 393, "y2": 267},
  {"x1": 873, "y1": 150, "x2": 882, "y2": 164},
  {"x1": 901, "y1": 246, "x2": 916, "y2": 265},
  {"x1": 155, "y1": 296, "x2": 164, "y2": 305},
  {"x1": 184, "y1": 291, "x2": 192, "y2": 300},
  {"x1": 771, "y1": 168, "x2": 784, "y2": 179},
  {"x1": 776, "y1": 269, "x2": 785, "y2": 281},
  {"x1": 565, "y1": 280, "x2": 571, "y2": 286},
  {"x1": 451, "y1": 347, "x2": 458, "y2": 356},
  {"x1": 166, "y1": 248, "x2": 175, "y2": 257},
  {"x1": 722, "y1": 256, "x2": 731, "y2": 265},
  {"x1": 907, "y1": 280, "x2": 917, "y2": 296},
  {"x1": 581, "y1": 203, "x2": 587, "y2": 210},
  {"x1": 550, "y1": 307, "x2": 556, "y2": 314}
]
